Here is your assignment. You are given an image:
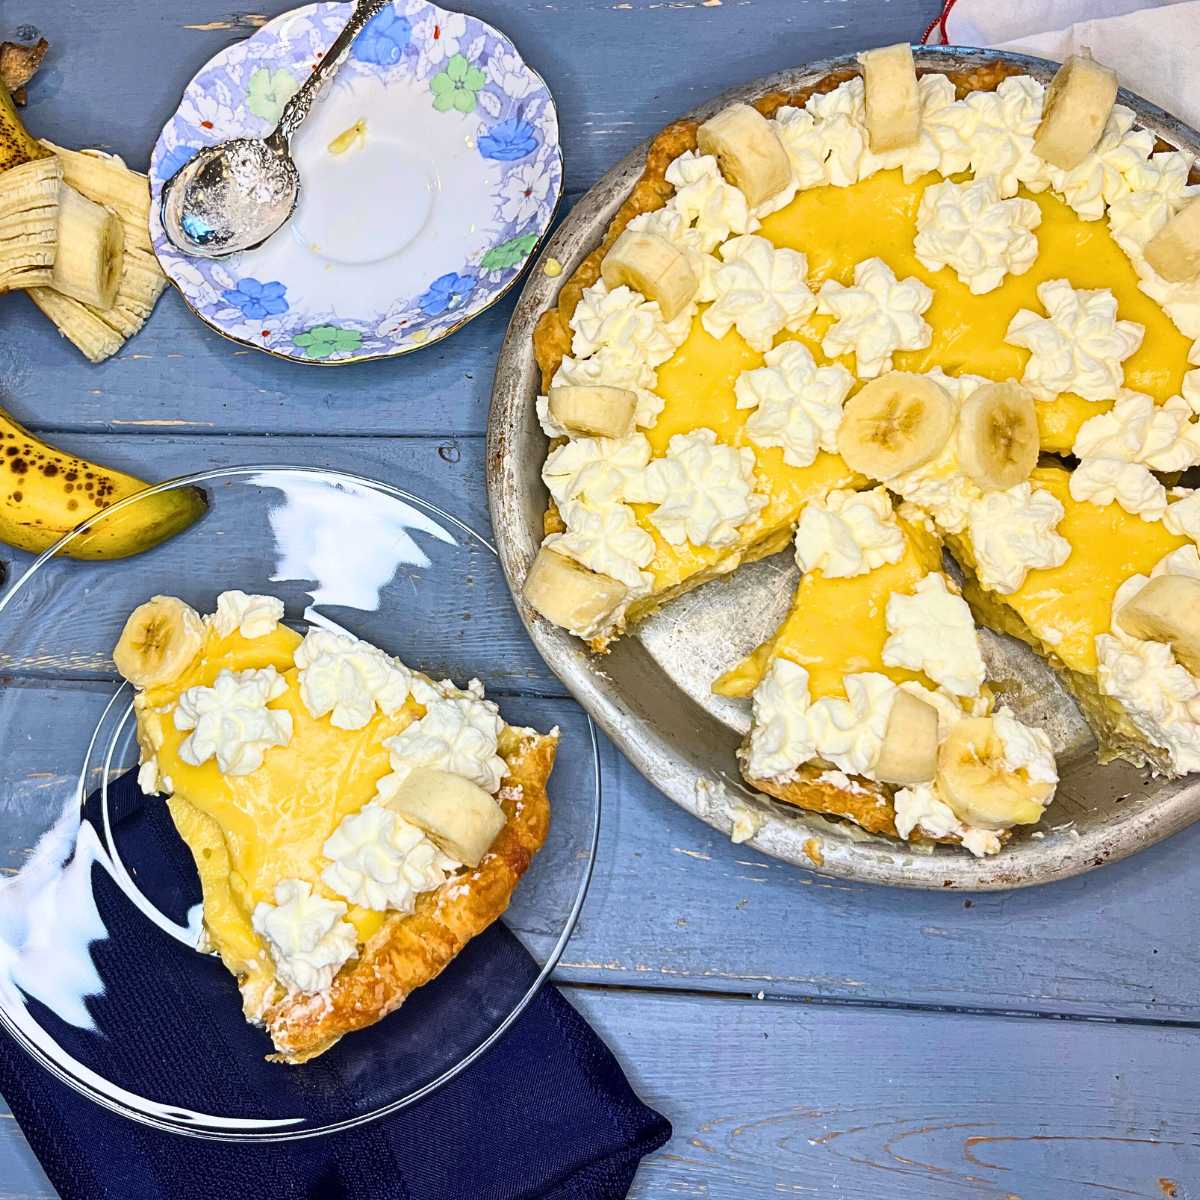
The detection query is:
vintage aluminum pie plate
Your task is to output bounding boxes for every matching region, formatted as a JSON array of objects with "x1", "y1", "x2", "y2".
[{"x1": 487, "y1": 45, "x2": 1200, "y2": 891}]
